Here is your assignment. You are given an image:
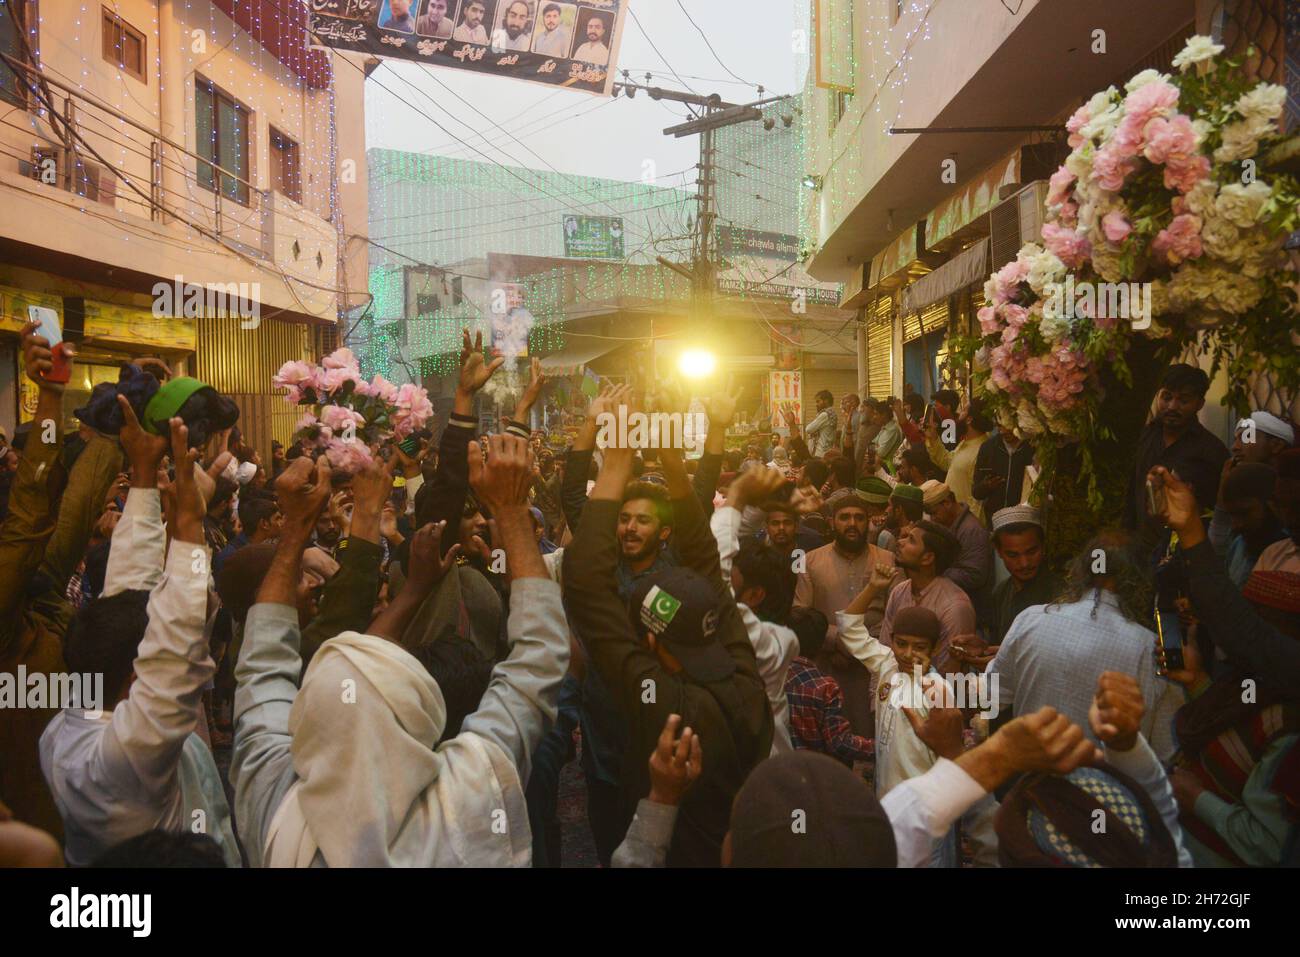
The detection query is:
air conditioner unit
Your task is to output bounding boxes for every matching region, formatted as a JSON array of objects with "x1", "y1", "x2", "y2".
[
  {"x1": 28, "y1": 146, "x2": 118, "y2": 207},
  {"x1": 988, "y1": 180, "x2": 1048, "y2": 271}
]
